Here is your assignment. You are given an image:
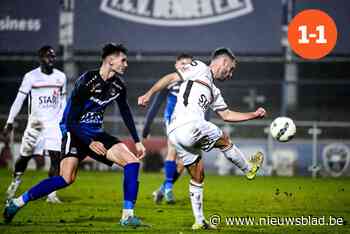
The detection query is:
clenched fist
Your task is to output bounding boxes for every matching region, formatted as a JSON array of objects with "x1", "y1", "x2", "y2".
[
  {"x1": 254, "y1": 107, "x2": 266, "y2": 119},
  {"x1": 138, "y1": 94, "x2": 151, "y2": 107}
]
